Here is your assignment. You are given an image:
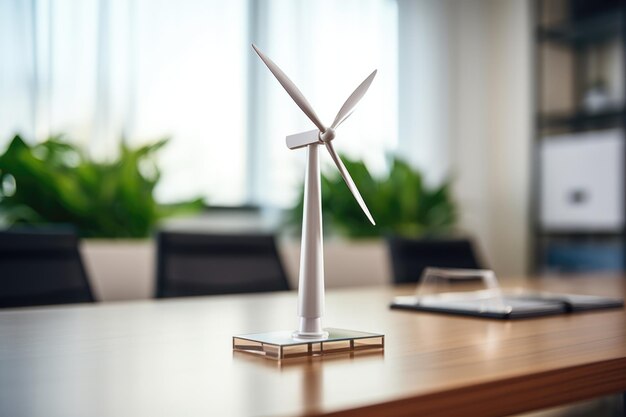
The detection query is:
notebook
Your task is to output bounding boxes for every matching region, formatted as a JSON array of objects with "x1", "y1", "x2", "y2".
[{"x1": 390, "y1": 289, "x2": 624, "y2": 319}]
